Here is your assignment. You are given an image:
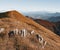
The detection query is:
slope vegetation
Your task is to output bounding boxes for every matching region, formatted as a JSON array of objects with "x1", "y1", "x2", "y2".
[{"x1": 0, "y1": 10, "x2": 60, "y2": 50}]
